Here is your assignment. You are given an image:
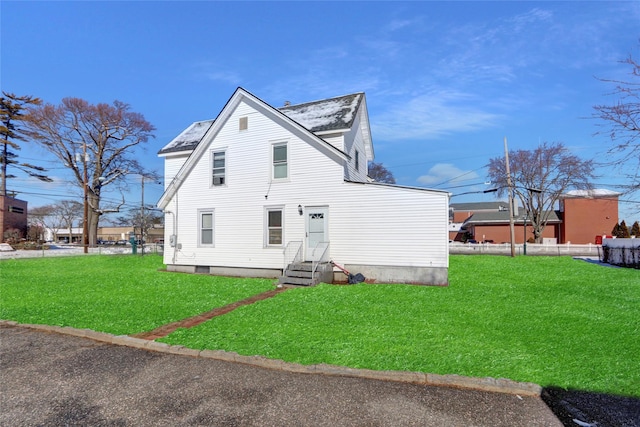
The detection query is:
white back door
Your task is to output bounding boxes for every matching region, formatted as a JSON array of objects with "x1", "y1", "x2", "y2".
[{"x1": 305, "y1": 206, "x2": 329, "y2": 261}]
